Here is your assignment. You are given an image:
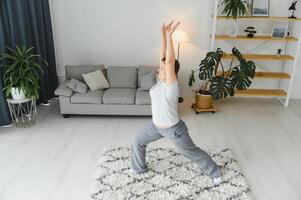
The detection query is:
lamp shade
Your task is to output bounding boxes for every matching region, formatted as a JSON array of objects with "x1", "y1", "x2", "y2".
[{"x1": 173, "y1": 30, "x2": 189, "y2": 43}]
